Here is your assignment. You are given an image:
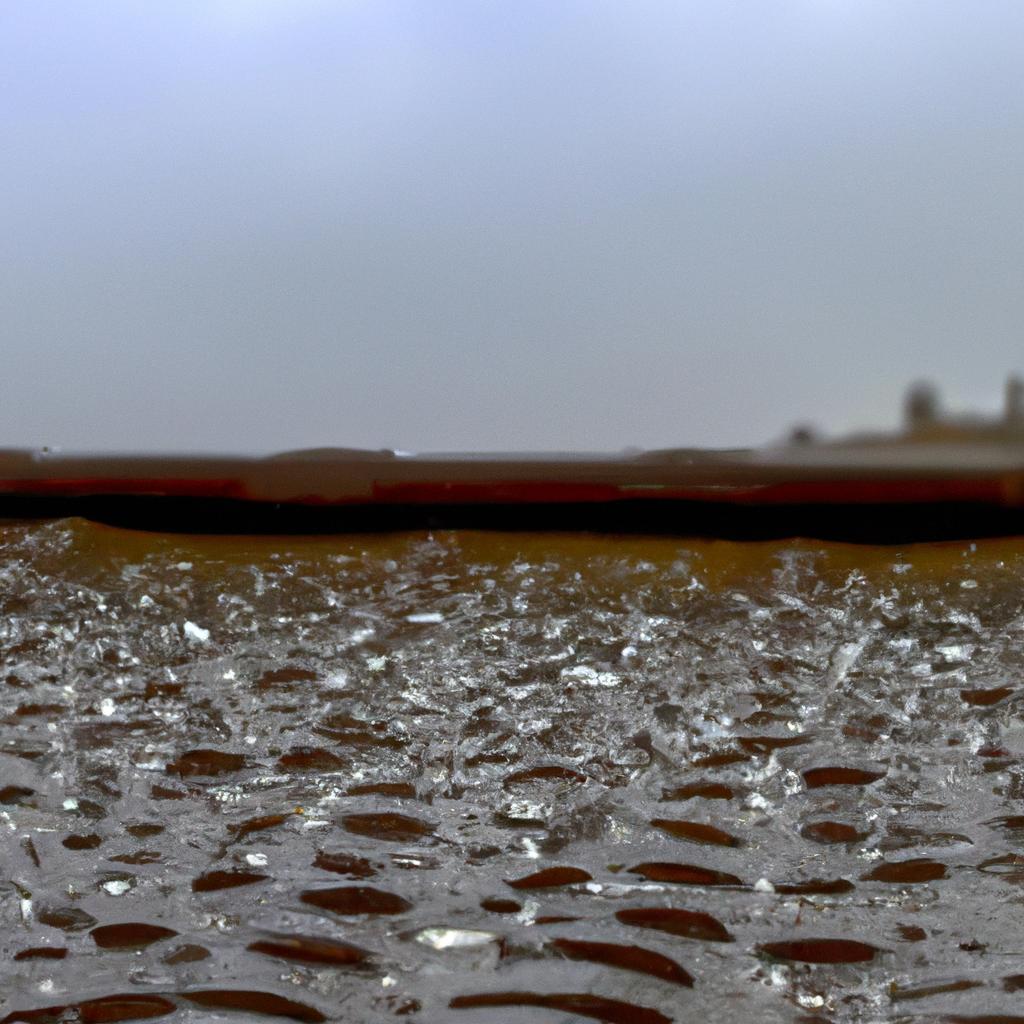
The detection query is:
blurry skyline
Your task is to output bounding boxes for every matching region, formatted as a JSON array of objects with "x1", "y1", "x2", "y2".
[{"x1": 3, "y1": 1, "x2": 1023, "y2": 452}]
